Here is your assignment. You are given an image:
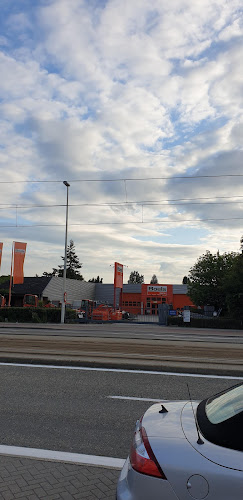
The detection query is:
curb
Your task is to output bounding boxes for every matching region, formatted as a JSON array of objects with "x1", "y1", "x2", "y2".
[{"x1": 0, "y1": 356, "x2": 242, "y2": 377}]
